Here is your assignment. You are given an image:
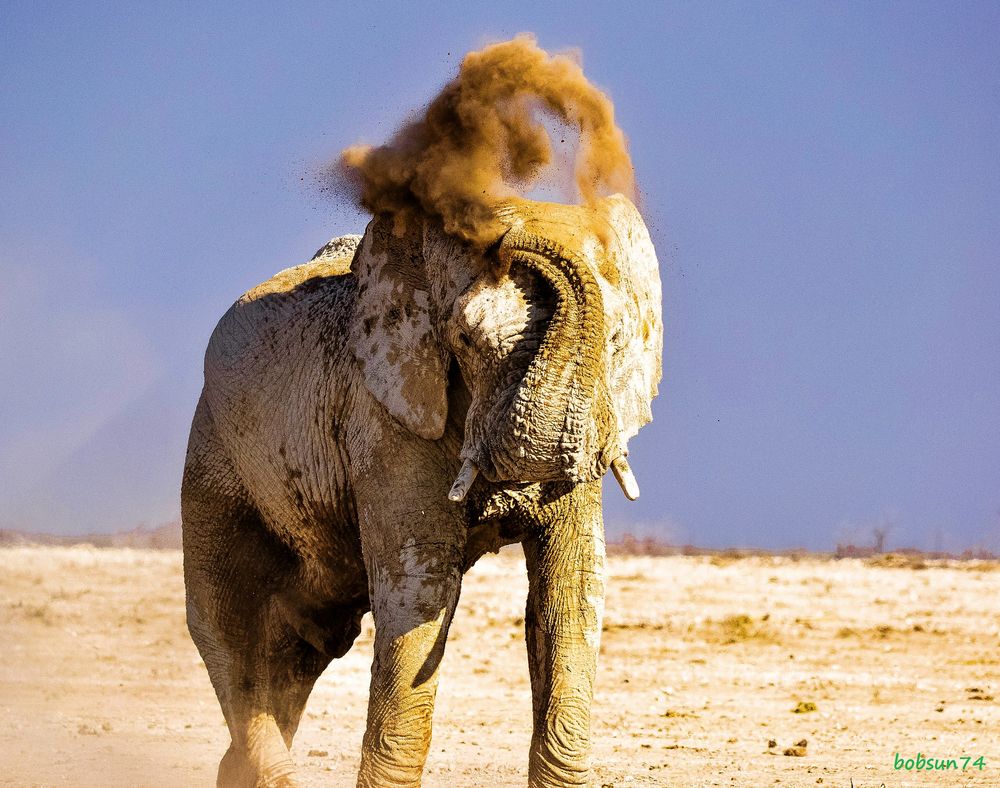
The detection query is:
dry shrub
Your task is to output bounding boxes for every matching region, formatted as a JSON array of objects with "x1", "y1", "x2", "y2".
[
  {"x1": 865, "y1": 553, "x2": 928, "y2": 570},
  {"x1": 706, "y1": 614, "x2": 779, "y2": 645}
]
